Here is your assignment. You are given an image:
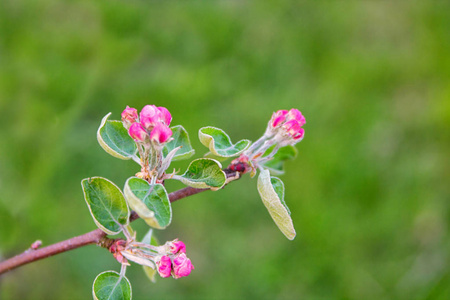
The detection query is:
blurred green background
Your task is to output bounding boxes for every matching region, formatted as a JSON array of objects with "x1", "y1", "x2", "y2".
[{"x1": 1, "y1": 0, "x2": 449, "y2": 299}]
